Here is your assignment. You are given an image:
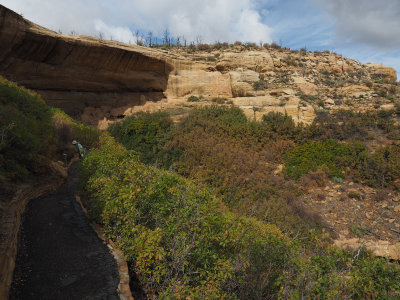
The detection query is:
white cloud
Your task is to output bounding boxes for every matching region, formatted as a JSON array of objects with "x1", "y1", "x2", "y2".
[
  {"x1": 94, "y1": 20, "x2": 135, "y2": 43},
  {"x1": 2, "y1": 0, "x2": 100, "y2": 36},
  {"x1": 1, "y1": 0, "x2": 272, "y2": 44},
  {"x1": 312, "y1": 0, "x2": 400, "y2": 50}
]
